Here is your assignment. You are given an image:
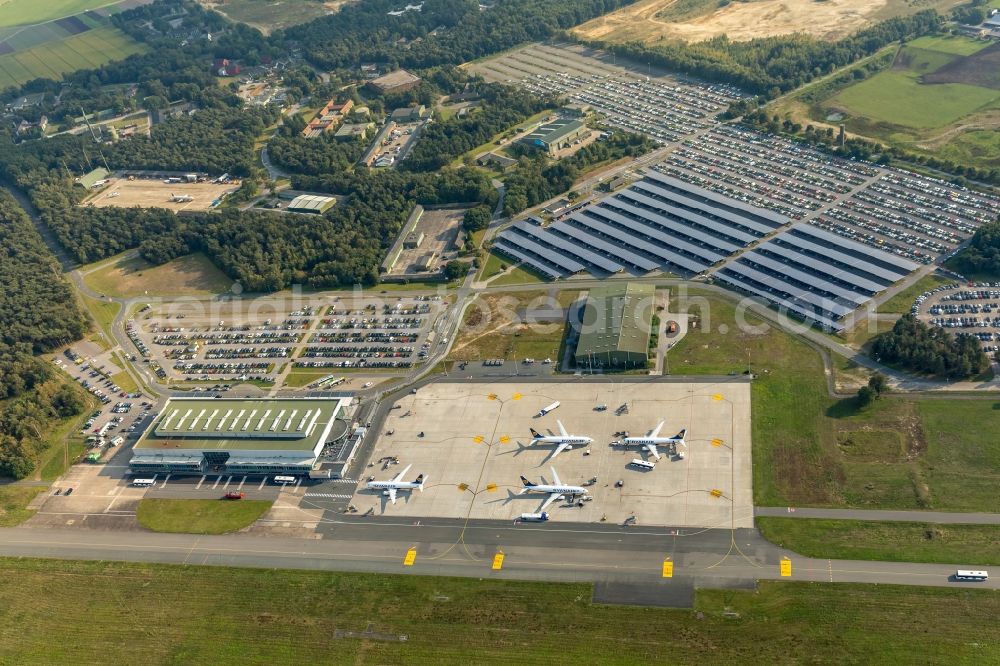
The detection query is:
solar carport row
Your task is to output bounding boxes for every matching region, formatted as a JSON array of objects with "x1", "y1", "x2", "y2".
[{"x1": 715, "y1": 268, "x2": 846, "y2": 331}]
